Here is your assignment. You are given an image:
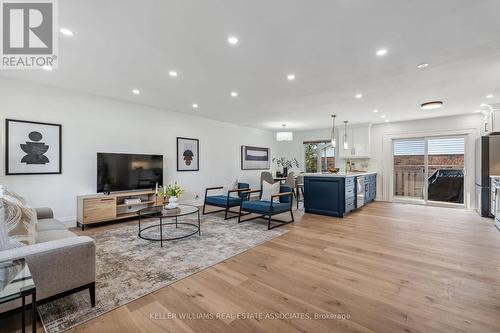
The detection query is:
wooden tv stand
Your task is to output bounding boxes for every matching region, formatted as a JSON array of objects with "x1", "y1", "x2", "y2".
[{"x1": 76, "y1": 190, "x2": 165, "y2": 230}]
